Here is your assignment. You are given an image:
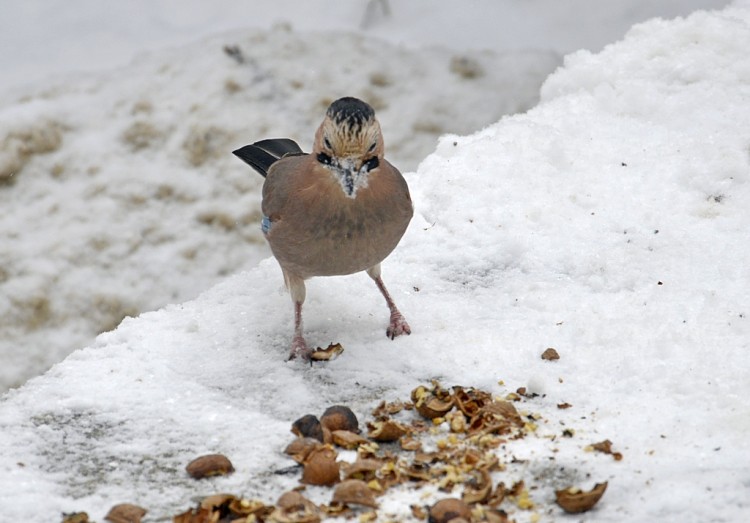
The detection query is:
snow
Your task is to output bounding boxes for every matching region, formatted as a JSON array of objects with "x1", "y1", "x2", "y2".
[
  {"x1": 2, "y1": 1, "x2": 750, "y2": 521},
  {"x1": 0, "y1": 28, "x2": 558, "y2": 392},
  {"x1": 0, "y1": 0, "x2": 733, "y2": 393},
  {"x1": 0, "y1": 0, "x2": 731, "y2": 90}
]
